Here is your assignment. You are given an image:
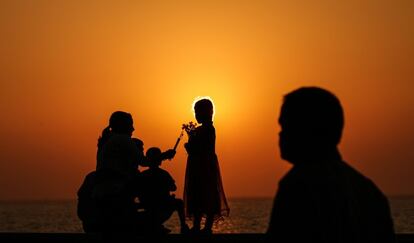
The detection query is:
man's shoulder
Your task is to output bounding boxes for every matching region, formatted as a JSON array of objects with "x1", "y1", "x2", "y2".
[
  {"x1": 343, "y1": 161, "x2": 387, "y2": 196},
  {"x1": 278, "y1": 166, "x2": 307, "y2": 188},
  {"x1": 279, "y1": 160, "x2": 381, "y2": 190},
  {"x1": 340, "y1": 161, "x2": 378, "y2": 186}
]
